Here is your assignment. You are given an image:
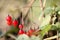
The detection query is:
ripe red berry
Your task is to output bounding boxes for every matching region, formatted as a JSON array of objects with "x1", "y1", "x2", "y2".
[
  {"x1": 30, "y1": 28, "x2": 35, "y2": 32},
  {"x1": 6, "y1": 15, "x2": 12, "y2": 26},
  {"x1": 7, "y1": 21, "x2": 12, "y2": 26},
  {"x1": 6, "y1": 15, "x2": 12, "y2": 21},
  {"x1": 19, "y1": 24, "x2": 23, "y2": 29},
  {"x1": 18, "y1": 29, "x2": 25, "y2": 35},
  {"x1": 26, "y1": 29, "x2": 33, "y2": 36},
  {"x1": 28, "y1": 29, "x2": 33, "y2": 34},
  {"x1": 26, "y1": 32, "x2": 30, "y2": 36},
  {"x1": 26, "y1": 31, "x2": 32, "y2": 36},
  {"x1": 13, "y1": 19, "x2": 18, "y2": 27}
]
